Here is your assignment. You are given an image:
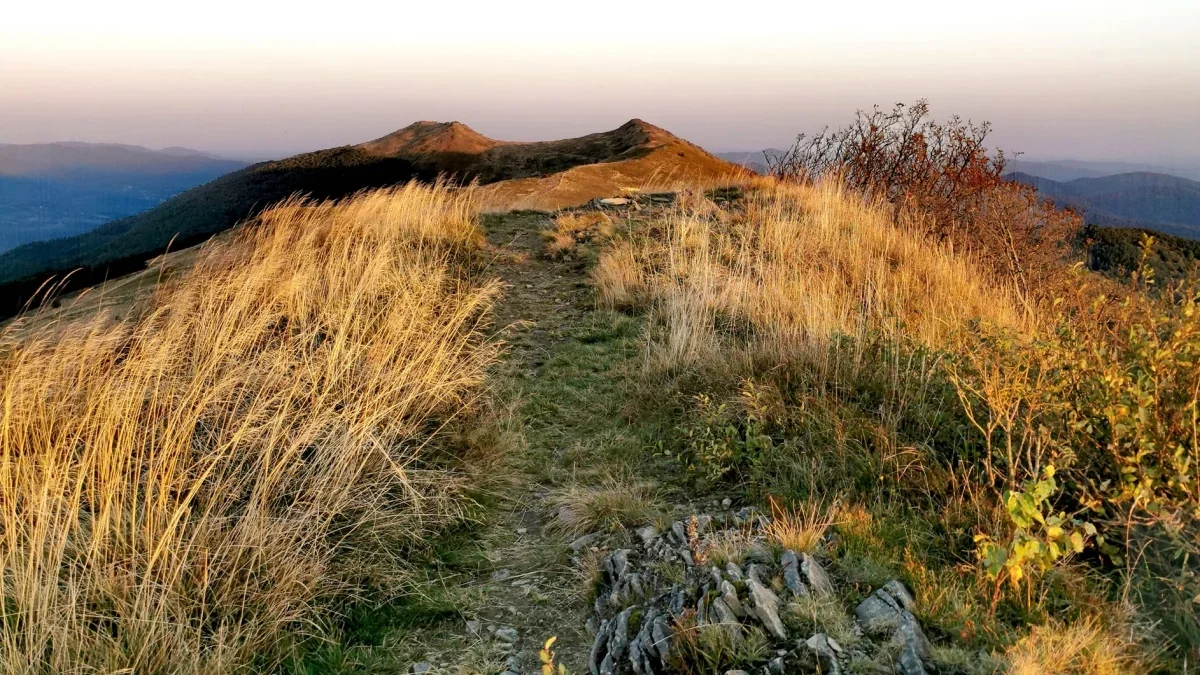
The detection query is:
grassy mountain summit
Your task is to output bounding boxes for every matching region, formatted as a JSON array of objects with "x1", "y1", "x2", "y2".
[{"x1": 0, "y1": 120, "x2": 740, "y2": 318}]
